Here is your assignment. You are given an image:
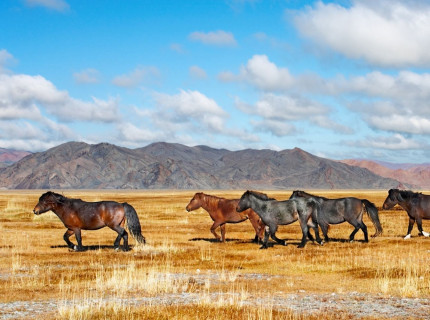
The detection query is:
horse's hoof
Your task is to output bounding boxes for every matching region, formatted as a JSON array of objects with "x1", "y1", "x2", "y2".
[
  {"x1": 297, "y1": 244, "x2": 305, "y2": 248},
  {"x1": 318, "y1": 241, "x2": 324, "y2": 246},
  {"x1": 349, "y1": 240, "x2": 354, "y2": 243},
  {"x1": 423, "y1": 231, "x2": 430, "y2": 237},
  {"x1": 283, "y1": 241, "x2": 287, "y2": 246},
  {"x1": 259, "y1": 246, "x2": 268, "y2": 250},
  {"x1": 114, "y1": 246, "x2": 120, "y2": 251},
  {"x1": 404, "y1": 234, "x2": 411, "y2": 240},
  {"x1": 122, "y1": 247, "x2": 131, "y2": 252}
]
